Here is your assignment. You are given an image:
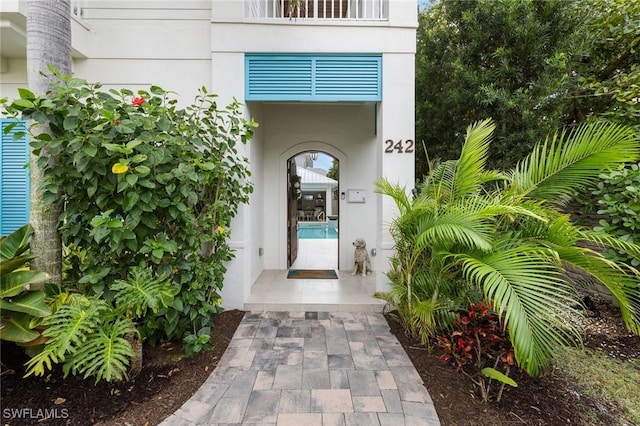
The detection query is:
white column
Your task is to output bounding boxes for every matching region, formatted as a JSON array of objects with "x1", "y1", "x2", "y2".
[{"x1": 376, "y1": 52, "x2": 415, "y2": 293}]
